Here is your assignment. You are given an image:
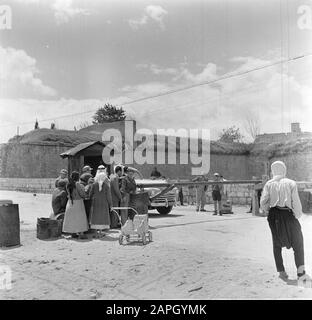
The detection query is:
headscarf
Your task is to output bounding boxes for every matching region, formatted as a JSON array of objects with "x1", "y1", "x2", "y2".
[
  {"x1": 95, "y1": 172, "x2": 109, "y2": 192},
  {"x1": 271, "y1": 161, "x2": 287, "y2": 182},
  {"x1": 95, "y1": 165, "x2": 107, "y2": 178}
]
